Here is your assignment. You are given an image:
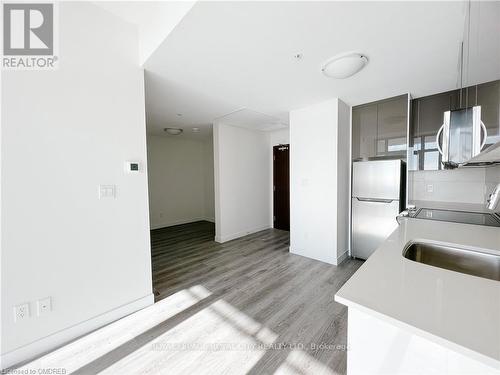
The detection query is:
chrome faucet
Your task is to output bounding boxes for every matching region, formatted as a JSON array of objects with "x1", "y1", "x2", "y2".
[{"x1": 486, "y1": 183, "x2": 500, "y2": 212}]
